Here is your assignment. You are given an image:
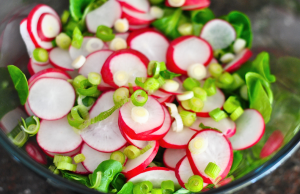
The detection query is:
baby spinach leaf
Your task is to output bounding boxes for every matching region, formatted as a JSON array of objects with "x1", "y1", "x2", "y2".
[
  {"x1": 111, "y1": 173, "x2": 126, "y2": 191},
  {"x1": 190, "y1": 8, "x2": 214, "y2": 36},
  {"x1": 70, "y1": 0, "x2": 93, "y2": 21},
  {"x1": 227, "y1": 11, "x2": 253, "y2": 48},
  {"x1": 229, "y1": 151, "x2": 243, "y2": 174},
  {"x1": 160, "y1": 70, "x2": 181, "y2": 80},
  {"x1": 152, "y1": 8, "x2": 182, "y2": 39},
  {"x1": 117, "y1": 182, "x2": 133, "y2": 194},
  {"x1": 251, "y1": 52, "x2": 276, "y2": 83},
  {"x1": 60, "y1": 170, "x2": 90, "y2": 186},
  {"x1": 7, "y1": 65, "x2": 28, "y2": 105}
]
